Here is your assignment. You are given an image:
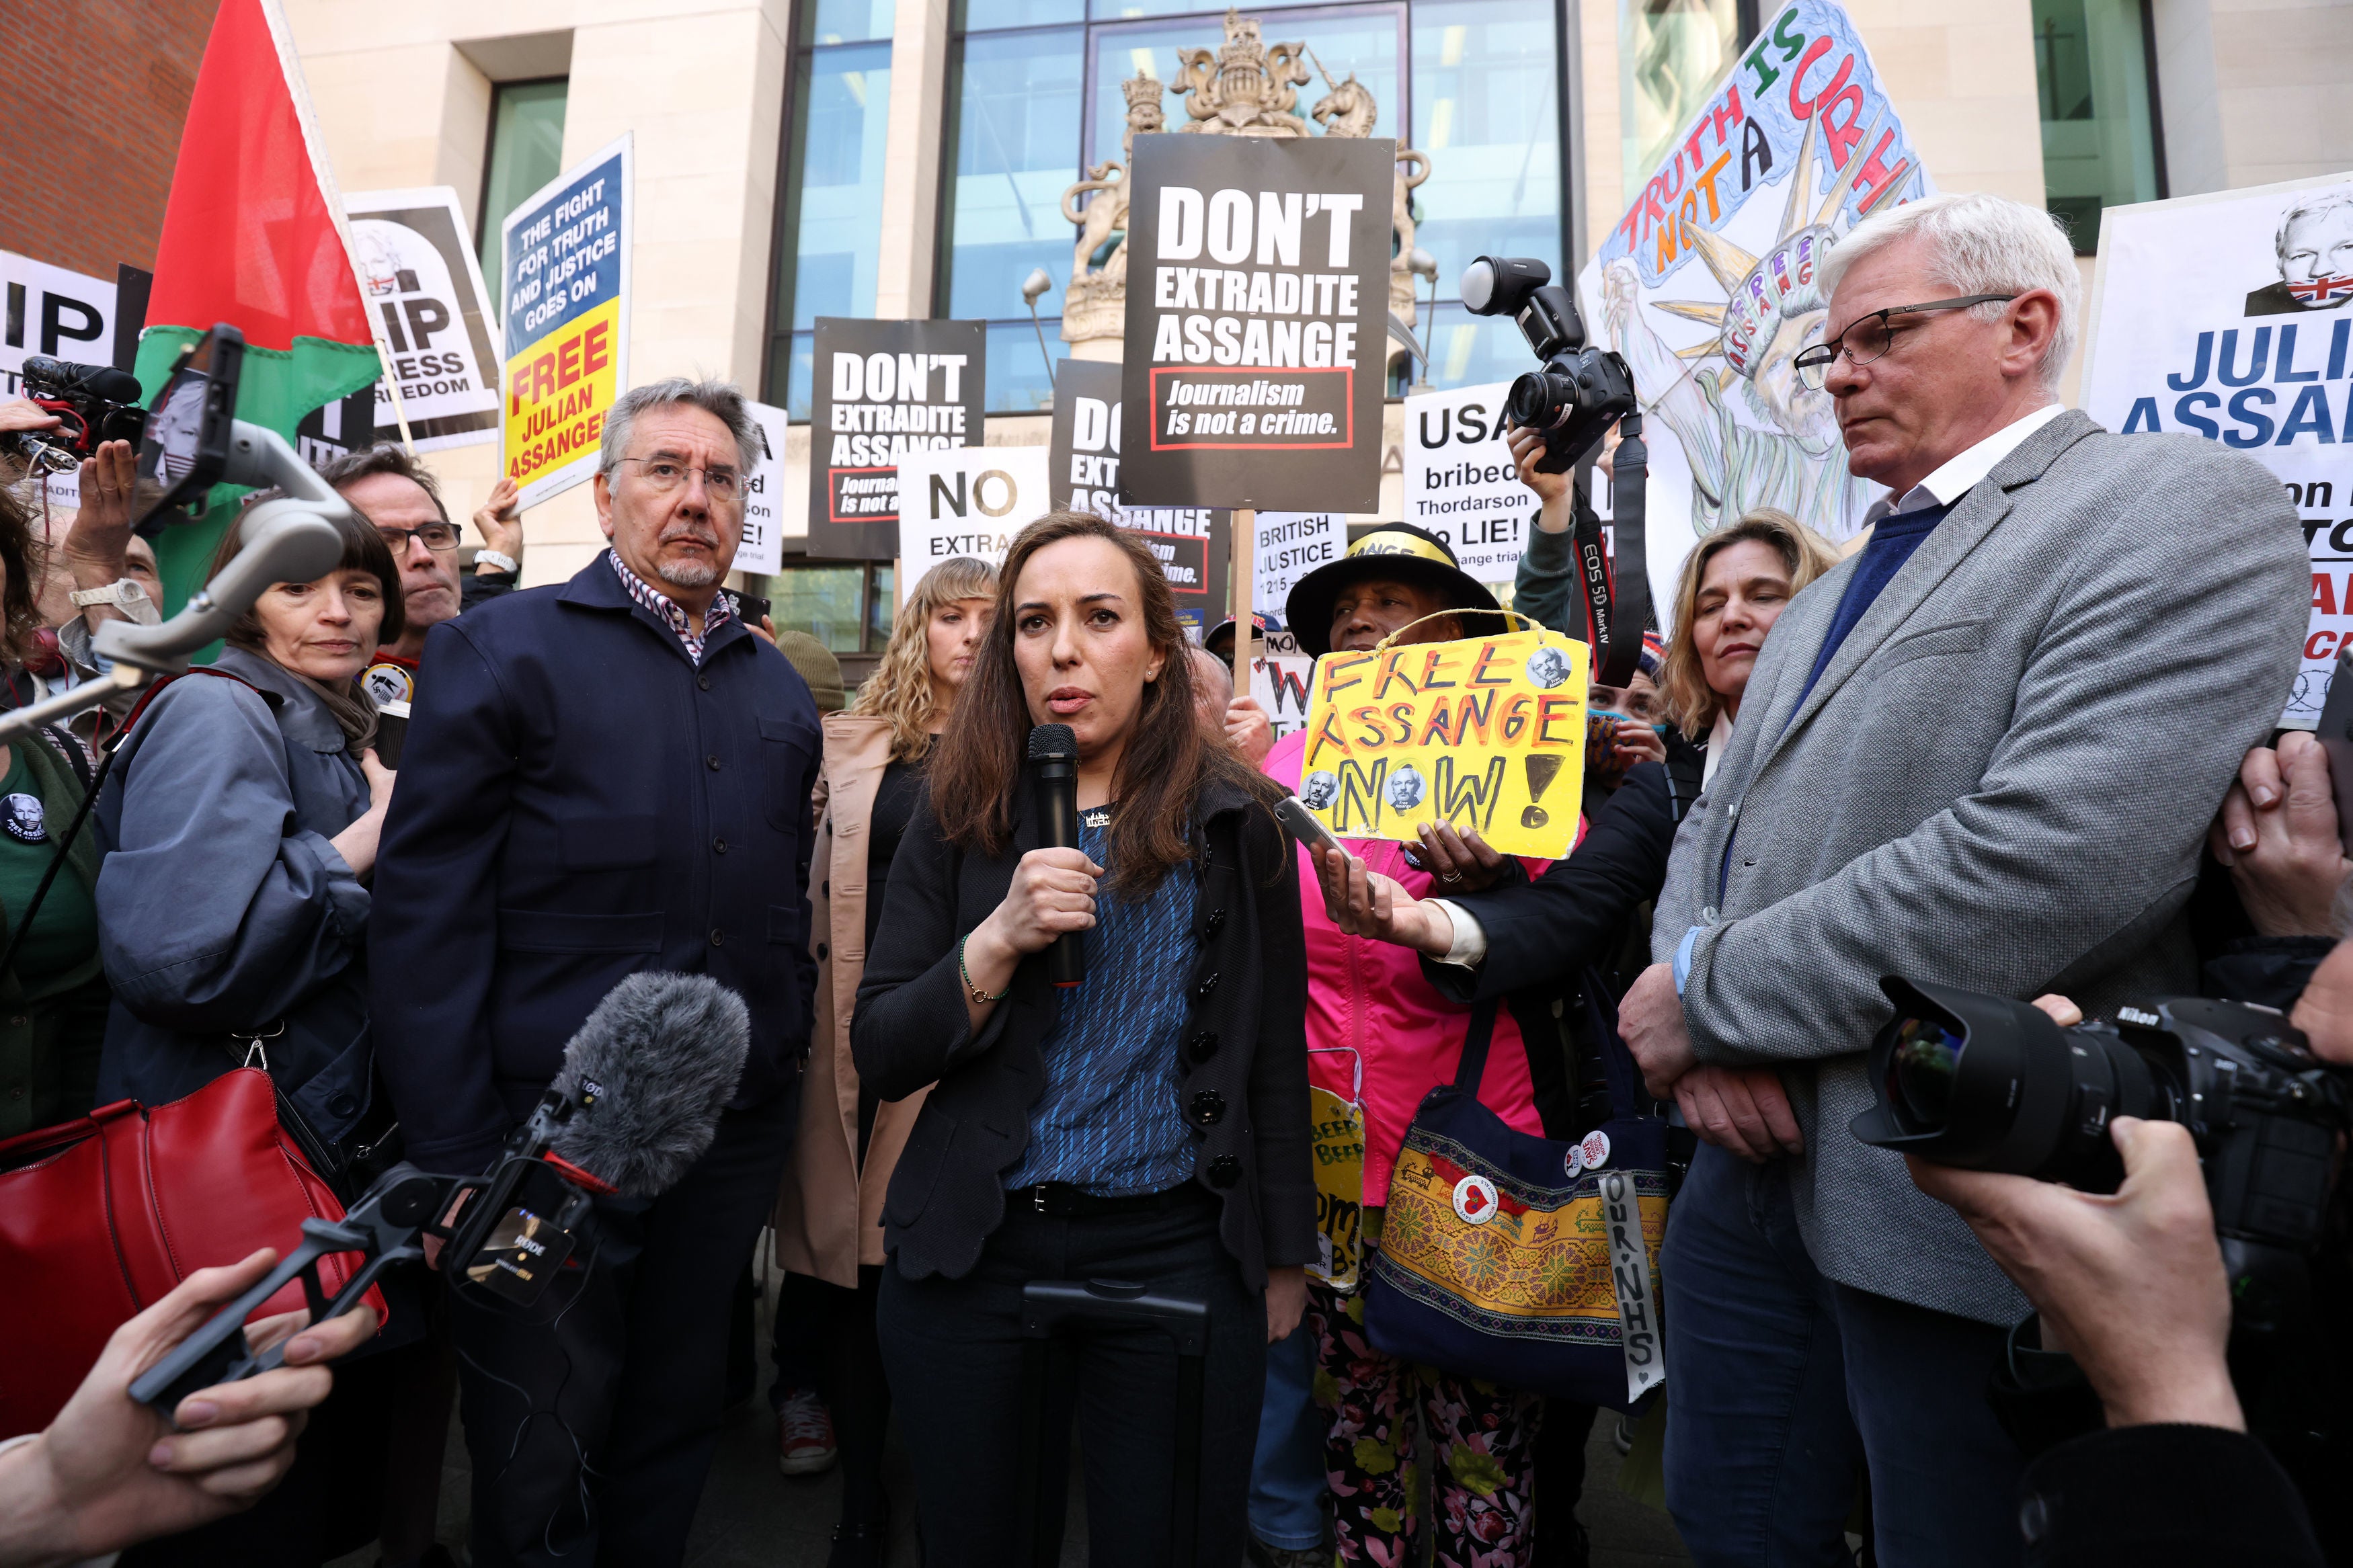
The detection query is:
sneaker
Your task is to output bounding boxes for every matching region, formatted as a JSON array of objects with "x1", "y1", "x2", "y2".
[{"x1": 778, "y1": 1389, "x2": 838, "y2": 1475}]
